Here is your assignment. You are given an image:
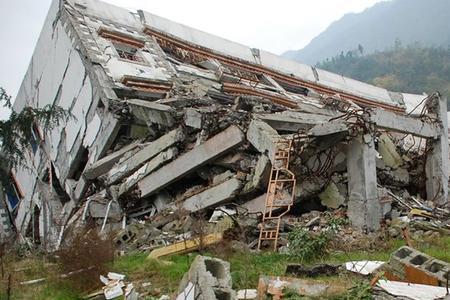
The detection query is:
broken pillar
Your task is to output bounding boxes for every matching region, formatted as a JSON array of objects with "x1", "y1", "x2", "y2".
[
  {"x1": 137, "y1": 125, "x2": 245, "y2": 198},
  {"x1": 425, "y1": 95, "x2": 449, "y2": 205},
  {"x1": 347, "y1": 133, "x2": 380, "y2": 231}
]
